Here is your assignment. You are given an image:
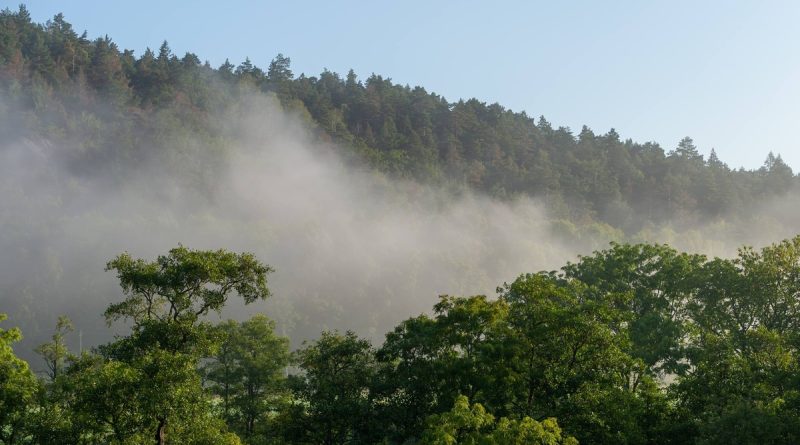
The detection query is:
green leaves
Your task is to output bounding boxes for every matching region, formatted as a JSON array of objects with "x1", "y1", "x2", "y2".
[
  {"x1": 4, "y1": 5, "x2": 798, "y2": 242},
  {"x1": 11, "y1": 237, "x2": 800, "y2": 444},
  {"x1": 374, "y1": 272, "x2": 659, "y2": 444},
  {"x1": 0, "y1": 314, "x2": 40, "y2": 445},
  {"x1": 420, "y1": 395, "x2": 495, "y2": 445},
  {"x1": 282, "y1": 331, "x2": 377, "y2": 445},
  {"x1": 420, "y1": 395, "x2": 578, "y2": 445},
  {"x1": 105, "y1": 246, "x2": 273, "y2": 328},
  {"x1": 34, "y1": 315, "x2": 74, "y2": 381},
  {"x1": 93, "y1": 247, "x2": 273, "y2": 444},
  {"x1": 203, "y1": 315, "x2": 290, "y2": 439}
]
